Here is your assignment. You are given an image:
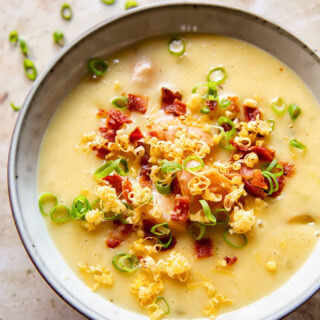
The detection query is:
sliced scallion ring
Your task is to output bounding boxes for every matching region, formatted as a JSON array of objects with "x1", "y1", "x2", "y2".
[
  {"x1": 207, "y1": 67, "x2": 227, "y2": 85},
  {"x1": 23, "y1": 58, "x2": 37, "y2": 81},
  {"x1": 262, "y1": 171, "x2": 279, "y2": 195},
  {"x1": 158, "y1": 234, "x2": 173, "y2": 249},
  {"x1": 19, "y1": 39, "x2": 28, "y2": 56},
  {"x1": 288, "y1": 103, "x2": 301, "y2": 121},
  {"x1": 223, "y1": 230, "x2": 248, "y2": 249},
  {"x1": 290, "y1": 138, "x2": 306, "y2": 150},
  {"x1": 161, "y1": 160, "x2": 182, "y2": 174},
  {"x1": 188, "y1": 222, "x2": 206, "y2": 240},
  {"x1": 267, "y1": 120, "x2": 275, "y2": 130},
  {"x1": 111, "y1": 97, "x2": 128, "y2": 110},
  {"x1": 50, "y1": 204, "x2": 70, "y2": 223},
  {"x1": 271, "y1": 97, "x2": 286, "y2": 116},
  {"x1": 90, "y1": 198, "x2": 101, "y2": 210},
  {"x1": 200, "y1": 106, "x2": 211, "y2": 114},
  {"x1": 151, "y1": 222, "x2": 171, "y2": 236},
  {"x1": 53, "y1": 31, "x2": 64, "y2": 46},
  {"x1": 182, "y1": 155, "x2": 204, "y2": 172},
  {"x1": 168, "y1": 37, "x2": 185, "y2": 56},
  {"x1": 217, "y1": 116, "x2": 236, "y2": 137},
  {"x1": 87, "y1": 58, "x2": 108, "y2": 77},
  {"x1": 125, "y1": 0, "x2": 138, "y2": 10},
  {"x1": 11, "y1": 102, "x2": 21, "y2": 111},
  {"x1": 39, "y1": 192, "x2": 58, "y2": 216},
  {"x1": 199, "y1": 200, "x2": 216, "y2": 225},
  {"x1": 155, "y1": 296, "x2": 170, "y2": 315},
  {"x1": 219, "y1": 133, "x2": 234, "y2": 151},
  {"x1": 94, "y1": 161, "x2": 115, "y2": 178},
  {"x1": 113, "y1": 158, "x2": 129, "y2": 176},
  {"x1": 9, "y1": 30, "x2": 18, "y2": 44},
  {"x1": 192, "y1": 82, "x2": 217, "y2": 99},
  {"x1": 112, "y1": 253, "x2": 139, "y2": 272},
  {"x1": 72, "y1": 195, "x2": 91, "y2": 219},
  {"x1": 218, "y1": 97, "x2": 231, "y2": 109},
  {"x1": 156, "y1": 181, "x2": 171, "y2": 195},
  {"x1": 61, "y1": 3, "x2": 73, "y2": 20}
]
